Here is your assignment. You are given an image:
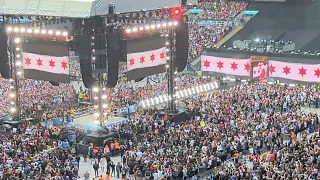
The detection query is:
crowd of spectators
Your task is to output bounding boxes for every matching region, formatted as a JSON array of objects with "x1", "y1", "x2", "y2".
[
  {"x1": 113, "y1": 82, "x2": 319, "y2": 179},
  {"x1": 0, "y1": 78, "x2": 77, "y2": 115},
  {"x1": 0, "y1": 80, "x2": 319, "y2": 179},
  {"x1": 0, "y1": 120, "x2": 82, "y2": 179},
  {"x1": 188, "y1": 0, "x2": 249, "y2": 61}
]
